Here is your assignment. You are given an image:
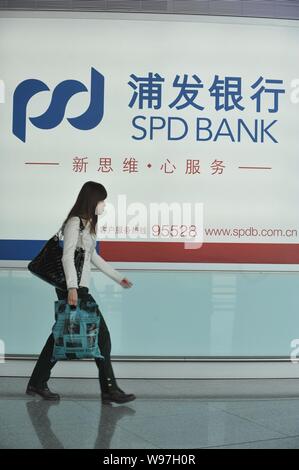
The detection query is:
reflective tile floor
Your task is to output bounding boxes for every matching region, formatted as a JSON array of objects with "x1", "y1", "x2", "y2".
[{"x1": 1, "y1": 377, "x2": 299, "y2": 449}]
